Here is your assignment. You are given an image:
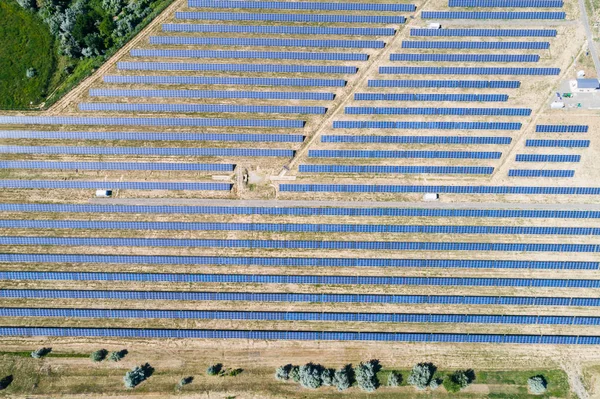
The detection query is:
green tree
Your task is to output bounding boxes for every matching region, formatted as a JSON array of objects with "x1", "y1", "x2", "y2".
[
  {"x1": 388, "y1": 371, "x2": 402, "y2": 387},
  {"x1": 408, "y1": 363, "x2": 436, "y2": 390},
  {"x1": 275, "y1": 364, "x2": 293, "y2": 381},
  {"x1": 206, "y1": 363, "x2": 222, "y2": 376},
  {"x1": 90, "y1": 349, "x2": 108, "y2": 362},
  {"x1": 528, "y1": 376, "x2": 548, "y2": 395},
  {"x1": 124, "y1": 363, "x2": 153, "y2": 388}
]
